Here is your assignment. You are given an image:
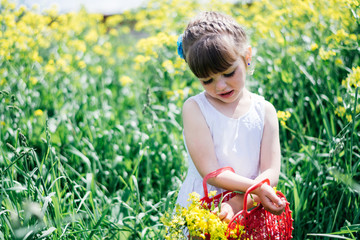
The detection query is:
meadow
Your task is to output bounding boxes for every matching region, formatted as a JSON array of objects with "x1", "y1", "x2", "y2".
[{"x1": 0, "y1": 0, "x2": 359, "y2": 239}]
